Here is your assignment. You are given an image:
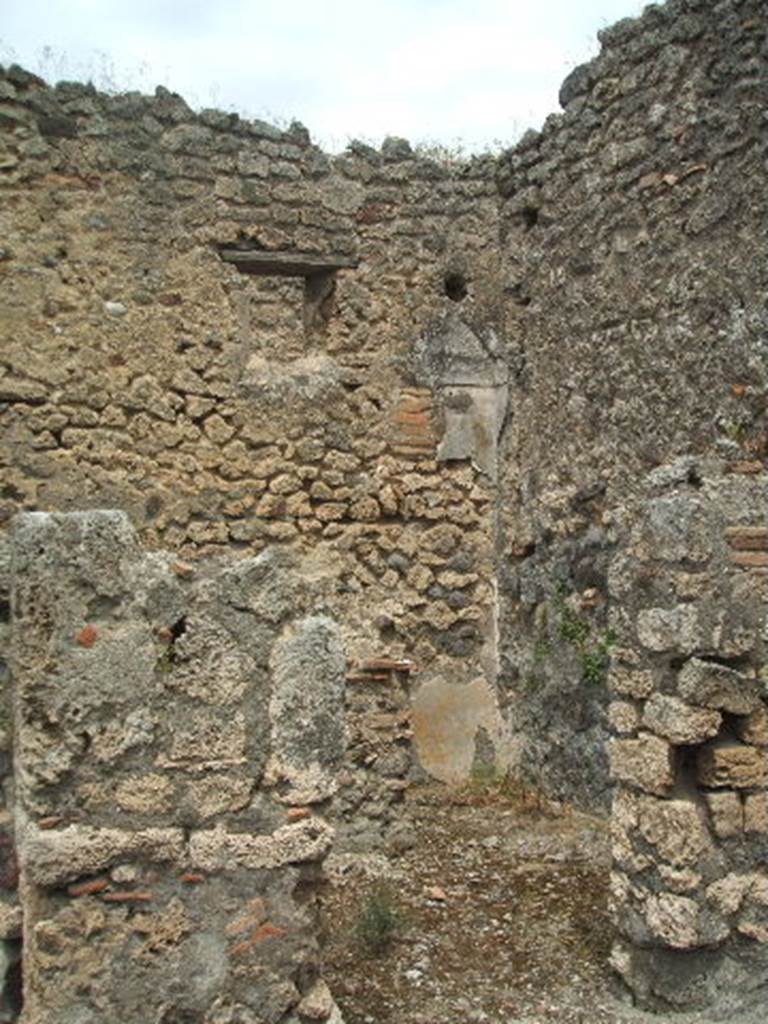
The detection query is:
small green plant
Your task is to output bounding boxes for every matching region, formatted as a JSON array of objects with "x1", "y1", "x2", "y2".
[
  {"x1": 354, "y1": 885, "x2": 403, "y2": 955},
  {"x1": 469, "y1": 761, "x2": 504, "y2": 788},
  {"x1": 558, "y1": 606, "x2": 591, "y2": 648},
  {"x1": 533, "y1": 638, "x2": 551, "y2": 662},
  {"x1": 722, "y1": 419, "x2": 747, "y2": 442},
  {"x1": 554, "y1": 586, "x2": 615, "y2": 686},
  {"x1": 155, "y1": 646, "x2": 173, "y2": 674}
]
